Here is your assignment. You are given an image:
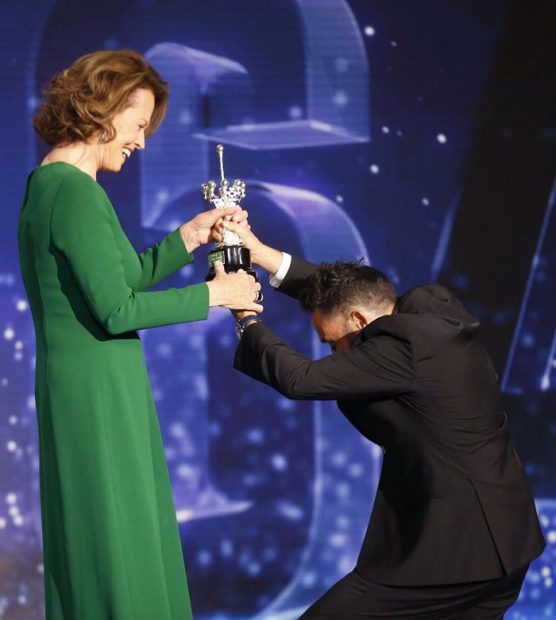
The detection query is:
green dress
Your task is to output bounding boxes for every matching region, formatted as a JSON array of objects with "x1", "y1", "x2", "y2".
[{"x1": 18, "y1": 162, "x2": 207, "y2": 619}]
